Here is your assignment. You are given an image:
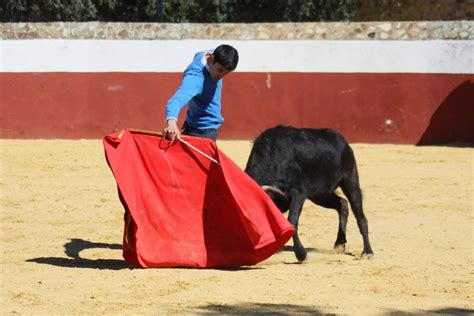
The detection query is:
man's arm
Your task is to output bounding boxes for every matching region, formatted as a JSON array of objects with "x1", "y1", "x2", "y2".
[{"x1": 164, "y1": 74, "x2": 202, "y2": 140}]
